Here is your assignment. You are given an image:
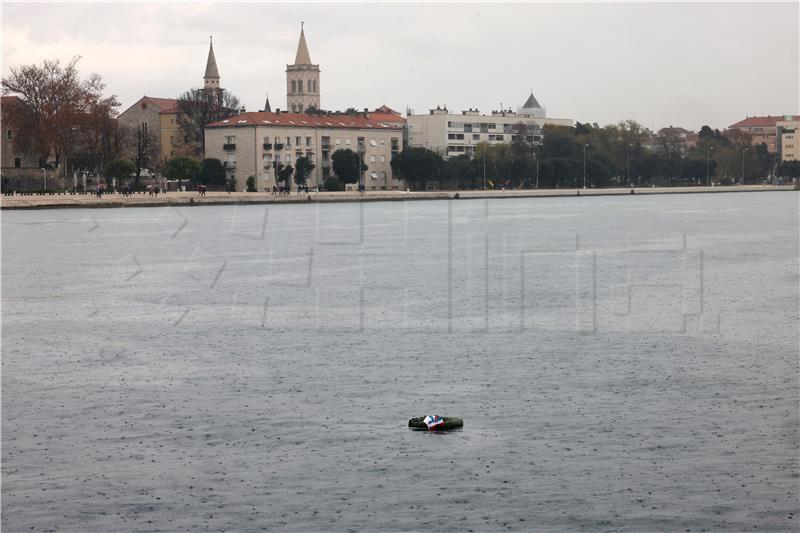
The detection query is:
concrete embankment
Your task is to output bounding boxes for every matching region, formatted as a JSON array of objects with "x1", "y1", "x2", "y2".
[{"x1": 0, "y1": 185, "x2": 795, "y2": 210}]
